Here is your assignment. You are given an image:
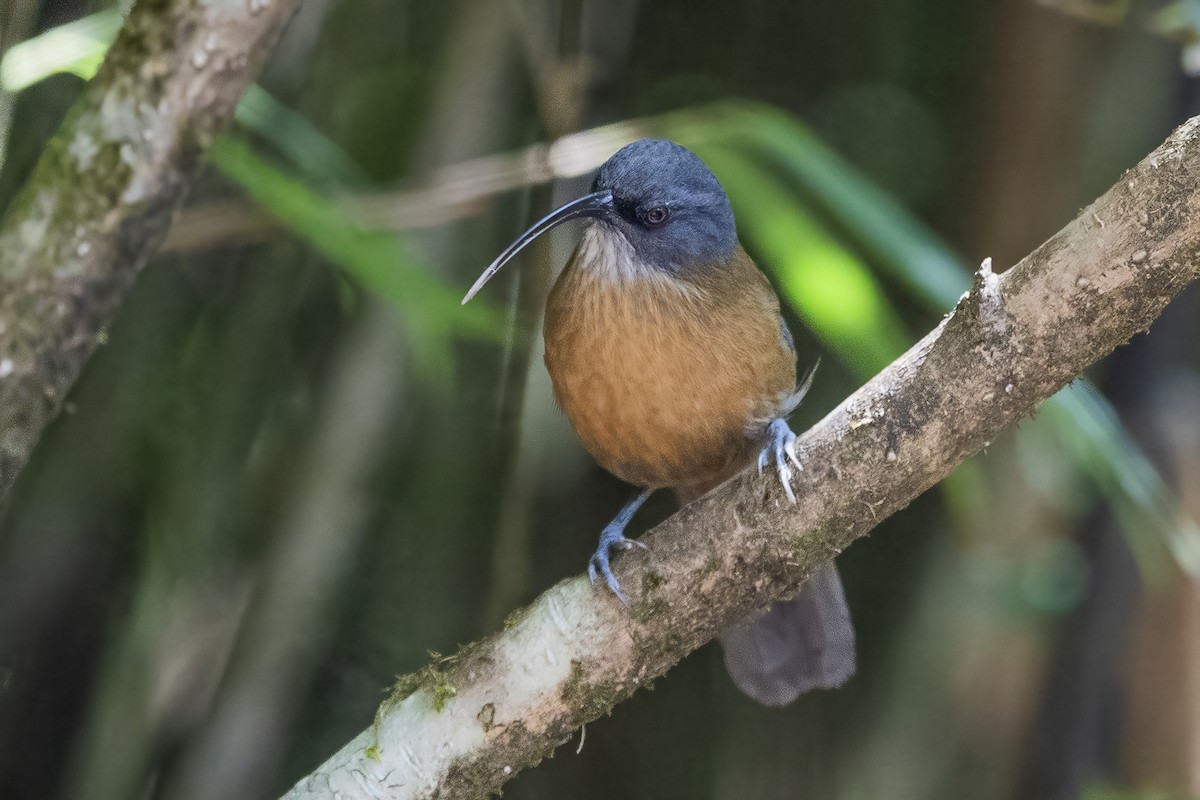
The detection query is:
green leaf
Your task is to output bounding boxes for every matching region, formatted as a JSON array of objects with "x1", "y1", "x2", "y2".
[
  {"x1": 694, "y1": 143, "x2": 909, "y2": 376},
  {"x1": 235, "y1": 85, "x2": 370, "y2": 187},
  {"x1": 1049, "y1": 383, "x2": 1200, "y2": 580},
  {"x1": 0, "y1": 13, "x2": 366, "y2": 191},
  {"x1": 737, "y1": 104, "x2": 970, "y2": 309},
  {"x1": 209, "y1": 137, "x2": 503, "y2": 382},
  {"x1": 0, "y1": 11, "x2": 120, "y2": 91}
]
